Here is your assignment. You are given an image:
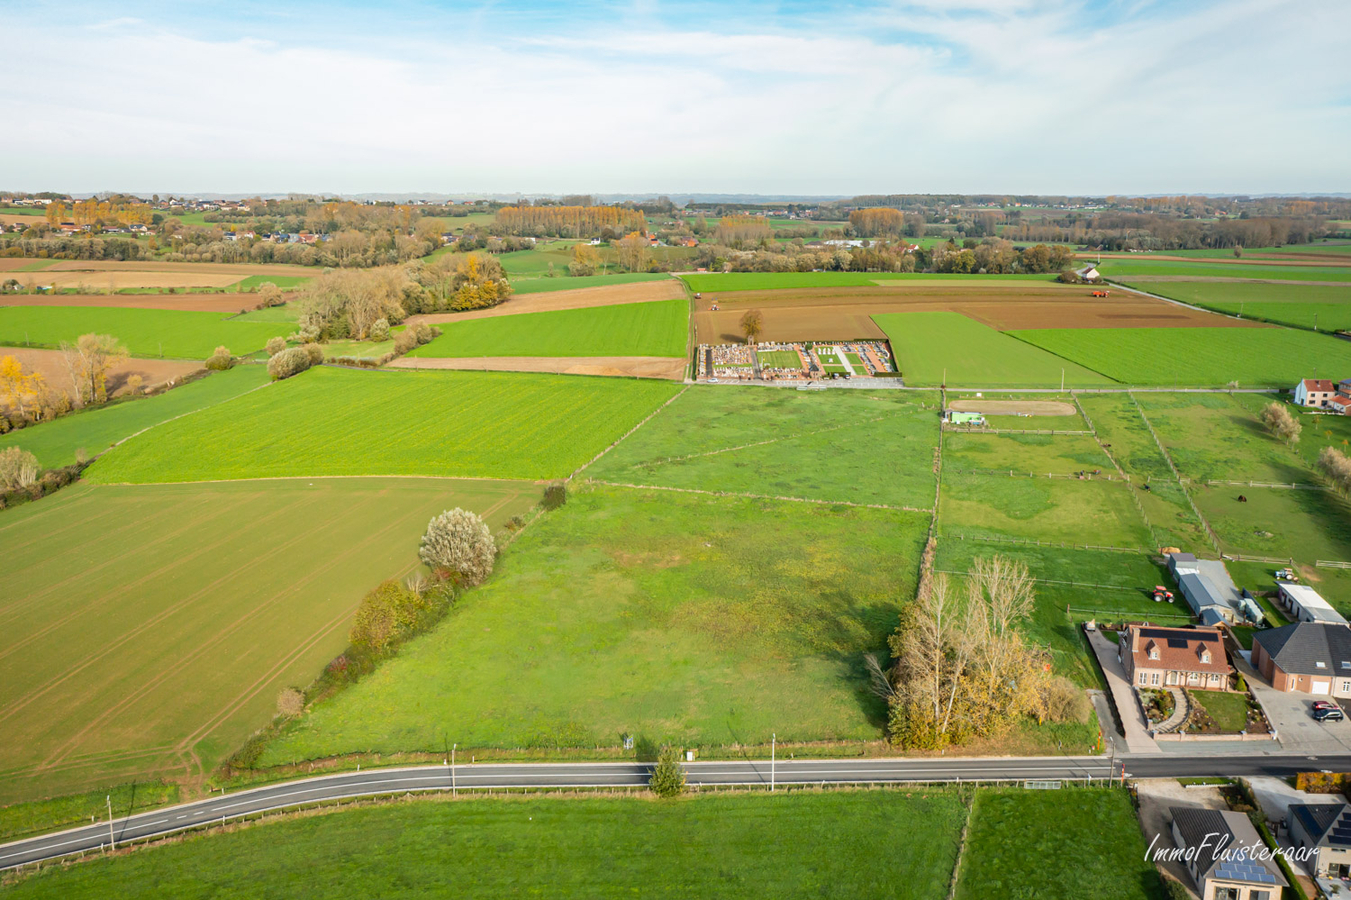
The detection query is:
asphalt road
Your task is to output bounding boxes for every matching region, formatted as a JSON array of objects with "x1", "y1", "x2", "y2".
[{"x1": 7, "y1": 752, "x2": 1351, "y2": 870}]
